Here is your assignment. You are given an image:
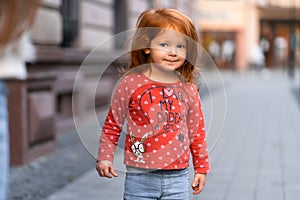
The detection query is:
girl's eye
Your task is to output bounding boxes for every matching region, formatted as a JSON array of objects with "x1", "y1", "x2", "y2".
[
  {"x1": 177, "y1": 44, "x2": 185, "y2": 49},
  {"x1": 160, "y1": 43, "x2": 168, "y2": 47}
]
